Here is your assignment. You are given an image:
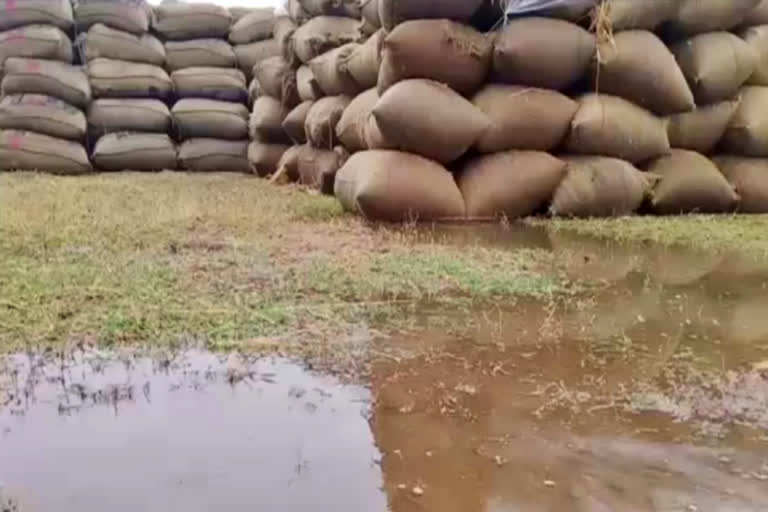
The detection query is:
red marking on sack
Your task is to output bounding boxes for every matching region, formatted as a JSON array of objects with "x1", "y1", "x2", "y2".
[
  {"x1": 5, "y1": 0, "x2": 17, "y2": 11},
  {"x1": 4, "y1": 31, "x2": 24, "y2": 44},
  {"x1": 9, "y1": 134, "x2": 23, "y2": 150},
  {"x1": 26, "y1": 60, "x2": 41, "y2": 72}
]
